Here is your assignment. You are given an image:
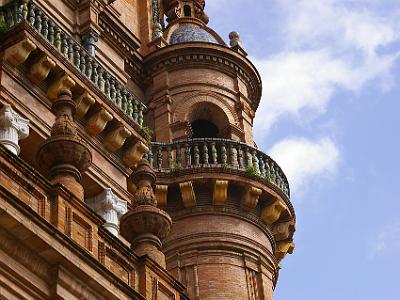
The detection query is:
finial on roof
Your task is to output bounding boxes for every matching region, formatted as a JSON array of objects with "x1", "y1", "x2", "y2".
[{"x1": 163, "y1": 0, "x2": 209, "y2": 24}]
